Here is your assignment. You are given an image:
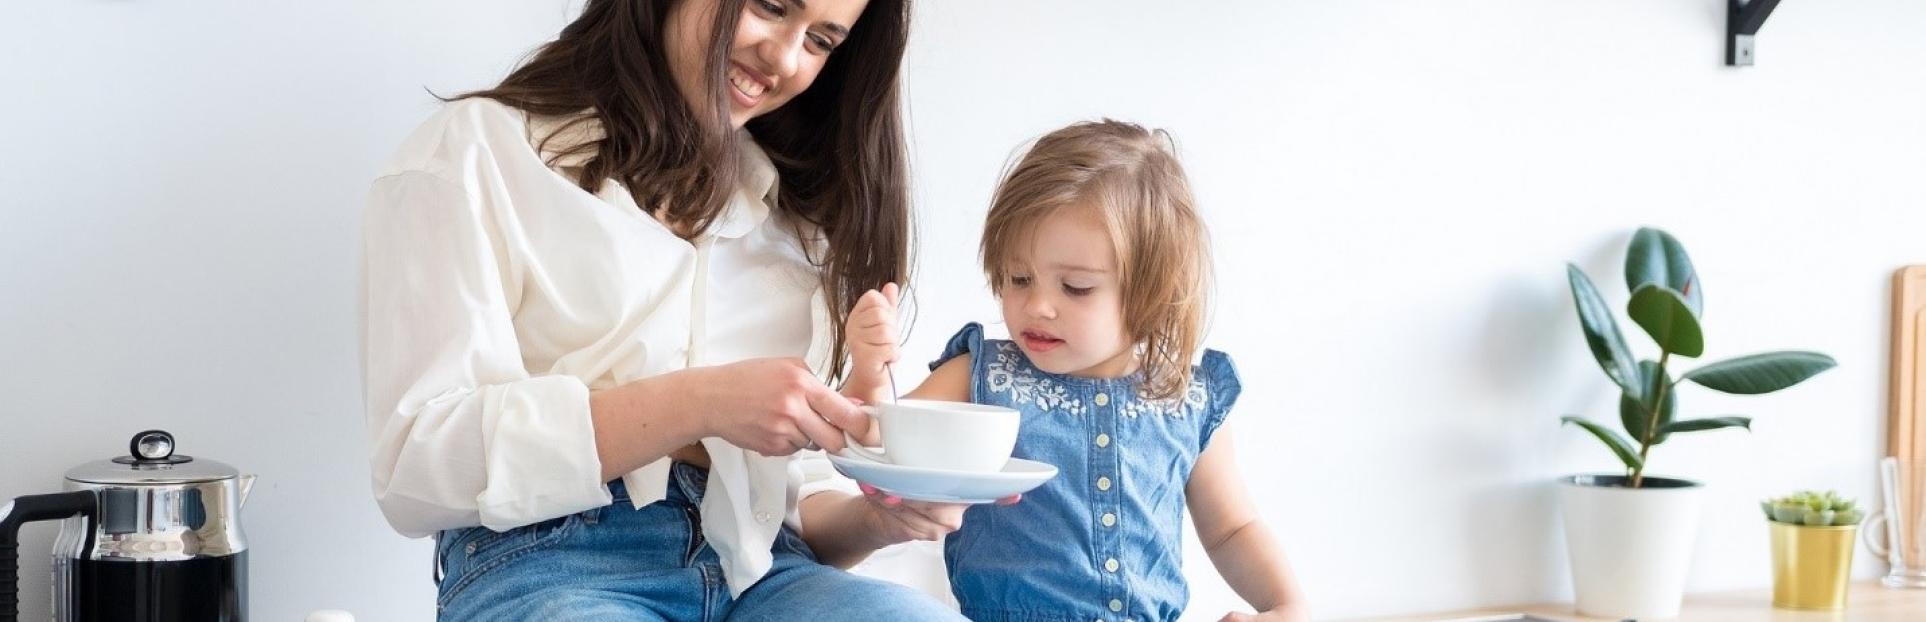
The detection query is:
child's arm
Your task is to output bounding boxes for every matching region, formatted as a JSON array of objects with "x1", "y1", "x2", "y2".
[
  {"x1": 902, "y1": 353, "x2": 971, "y2": 402},
  {"x1": 1188, "y1": 426, "x2": 1309, "y2": 622}
]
